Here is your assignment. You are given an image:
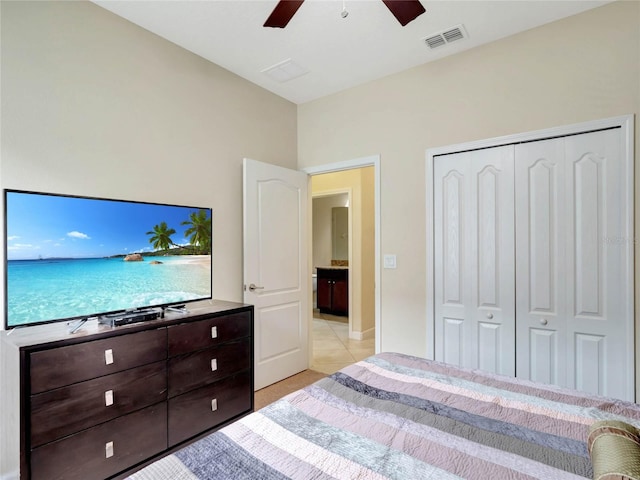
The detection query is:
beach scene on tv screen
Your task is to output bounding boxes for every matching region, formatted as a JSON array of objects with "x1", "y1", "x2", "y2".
[{"x1": 5, "y1": 191, "x2": 212, "y2": 327}]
